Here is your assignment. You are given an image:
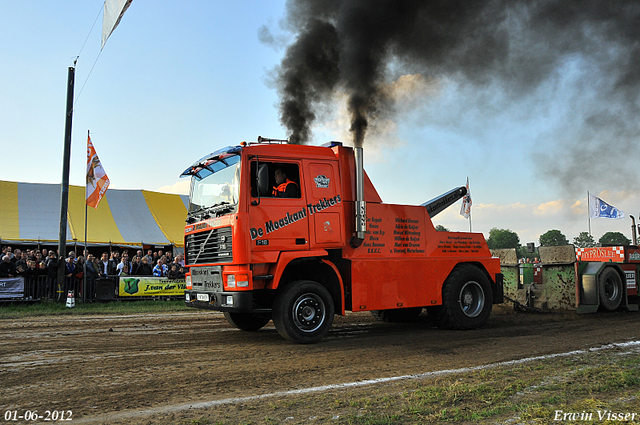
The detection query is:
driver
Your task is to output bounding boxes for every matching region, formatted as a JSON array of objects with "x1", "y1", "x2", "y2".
[{"x1": 272, "y1": 168, "x2": 299, "y2": 198}]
